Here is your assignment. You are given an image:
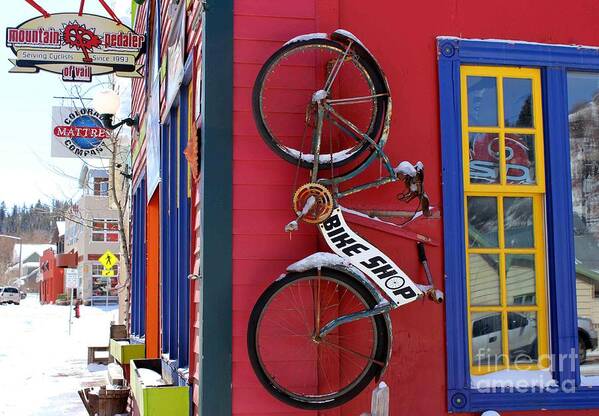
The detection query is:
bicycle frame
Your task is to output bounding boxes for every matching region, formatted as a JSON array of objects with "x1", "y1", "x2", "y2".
[
  {"x1": 313, "y1": 206, "x2": 442, "y2": 334},
  {"x1": 310, "y1": 93, "x2": 397, "y2": 200}
]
